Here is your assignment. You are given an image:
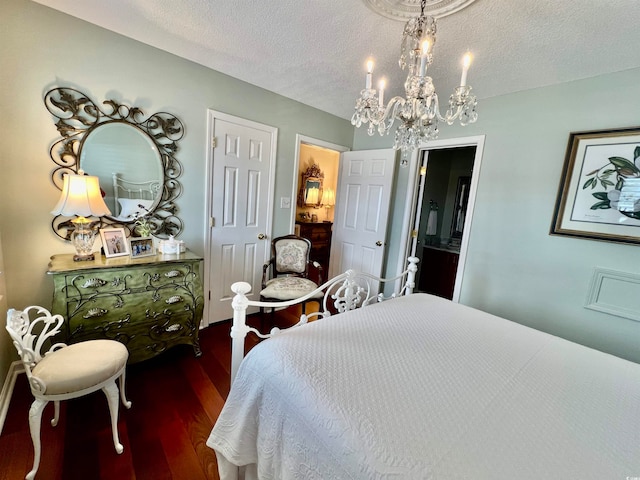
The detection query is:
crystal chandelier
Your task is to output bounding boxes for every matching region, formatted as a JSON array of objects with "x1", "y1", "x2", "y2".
[{"x1": 351, "y1": 0, "x2": 478, "y2": 166}]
